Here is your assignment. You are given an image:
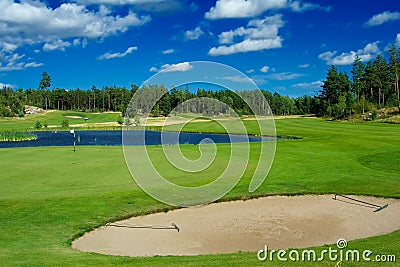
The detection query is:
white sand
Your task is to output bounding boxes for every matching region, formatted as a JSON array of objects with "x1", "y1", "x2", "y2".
[
  {"x1": 72, "y1": 195, "x2": 400, "y2": 257},
  {"x1": 65, "y1": 116, "x2": 83, "y2": 119}
]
